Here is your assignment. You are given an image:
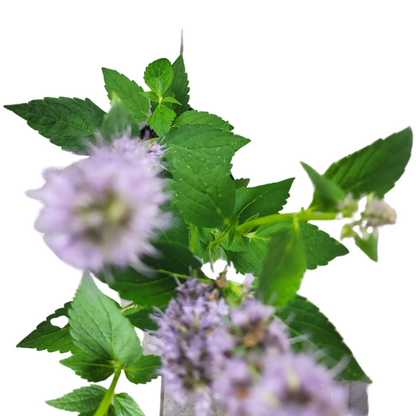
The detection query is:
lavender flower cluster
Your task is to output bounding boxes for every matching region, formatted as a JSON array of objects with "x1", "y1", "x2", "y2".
[
  {"x1": 153, "y1": 278, "x2": 350, "y2": 416},
  {"x1": 27, "y1": 134, "x2": 168, "y2": 272}
]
